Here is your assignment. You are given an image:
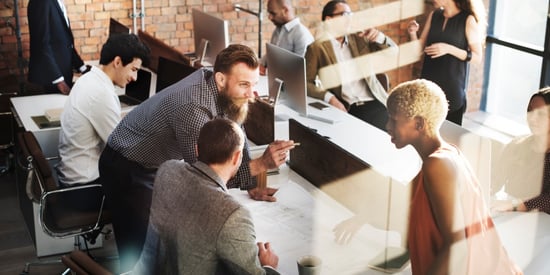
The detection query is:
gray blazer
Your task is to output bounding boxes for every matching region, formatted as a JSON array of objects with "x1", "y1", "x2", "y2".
[{"x1": 134, "y1": 160, "x2": 279, "y2": 275}]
